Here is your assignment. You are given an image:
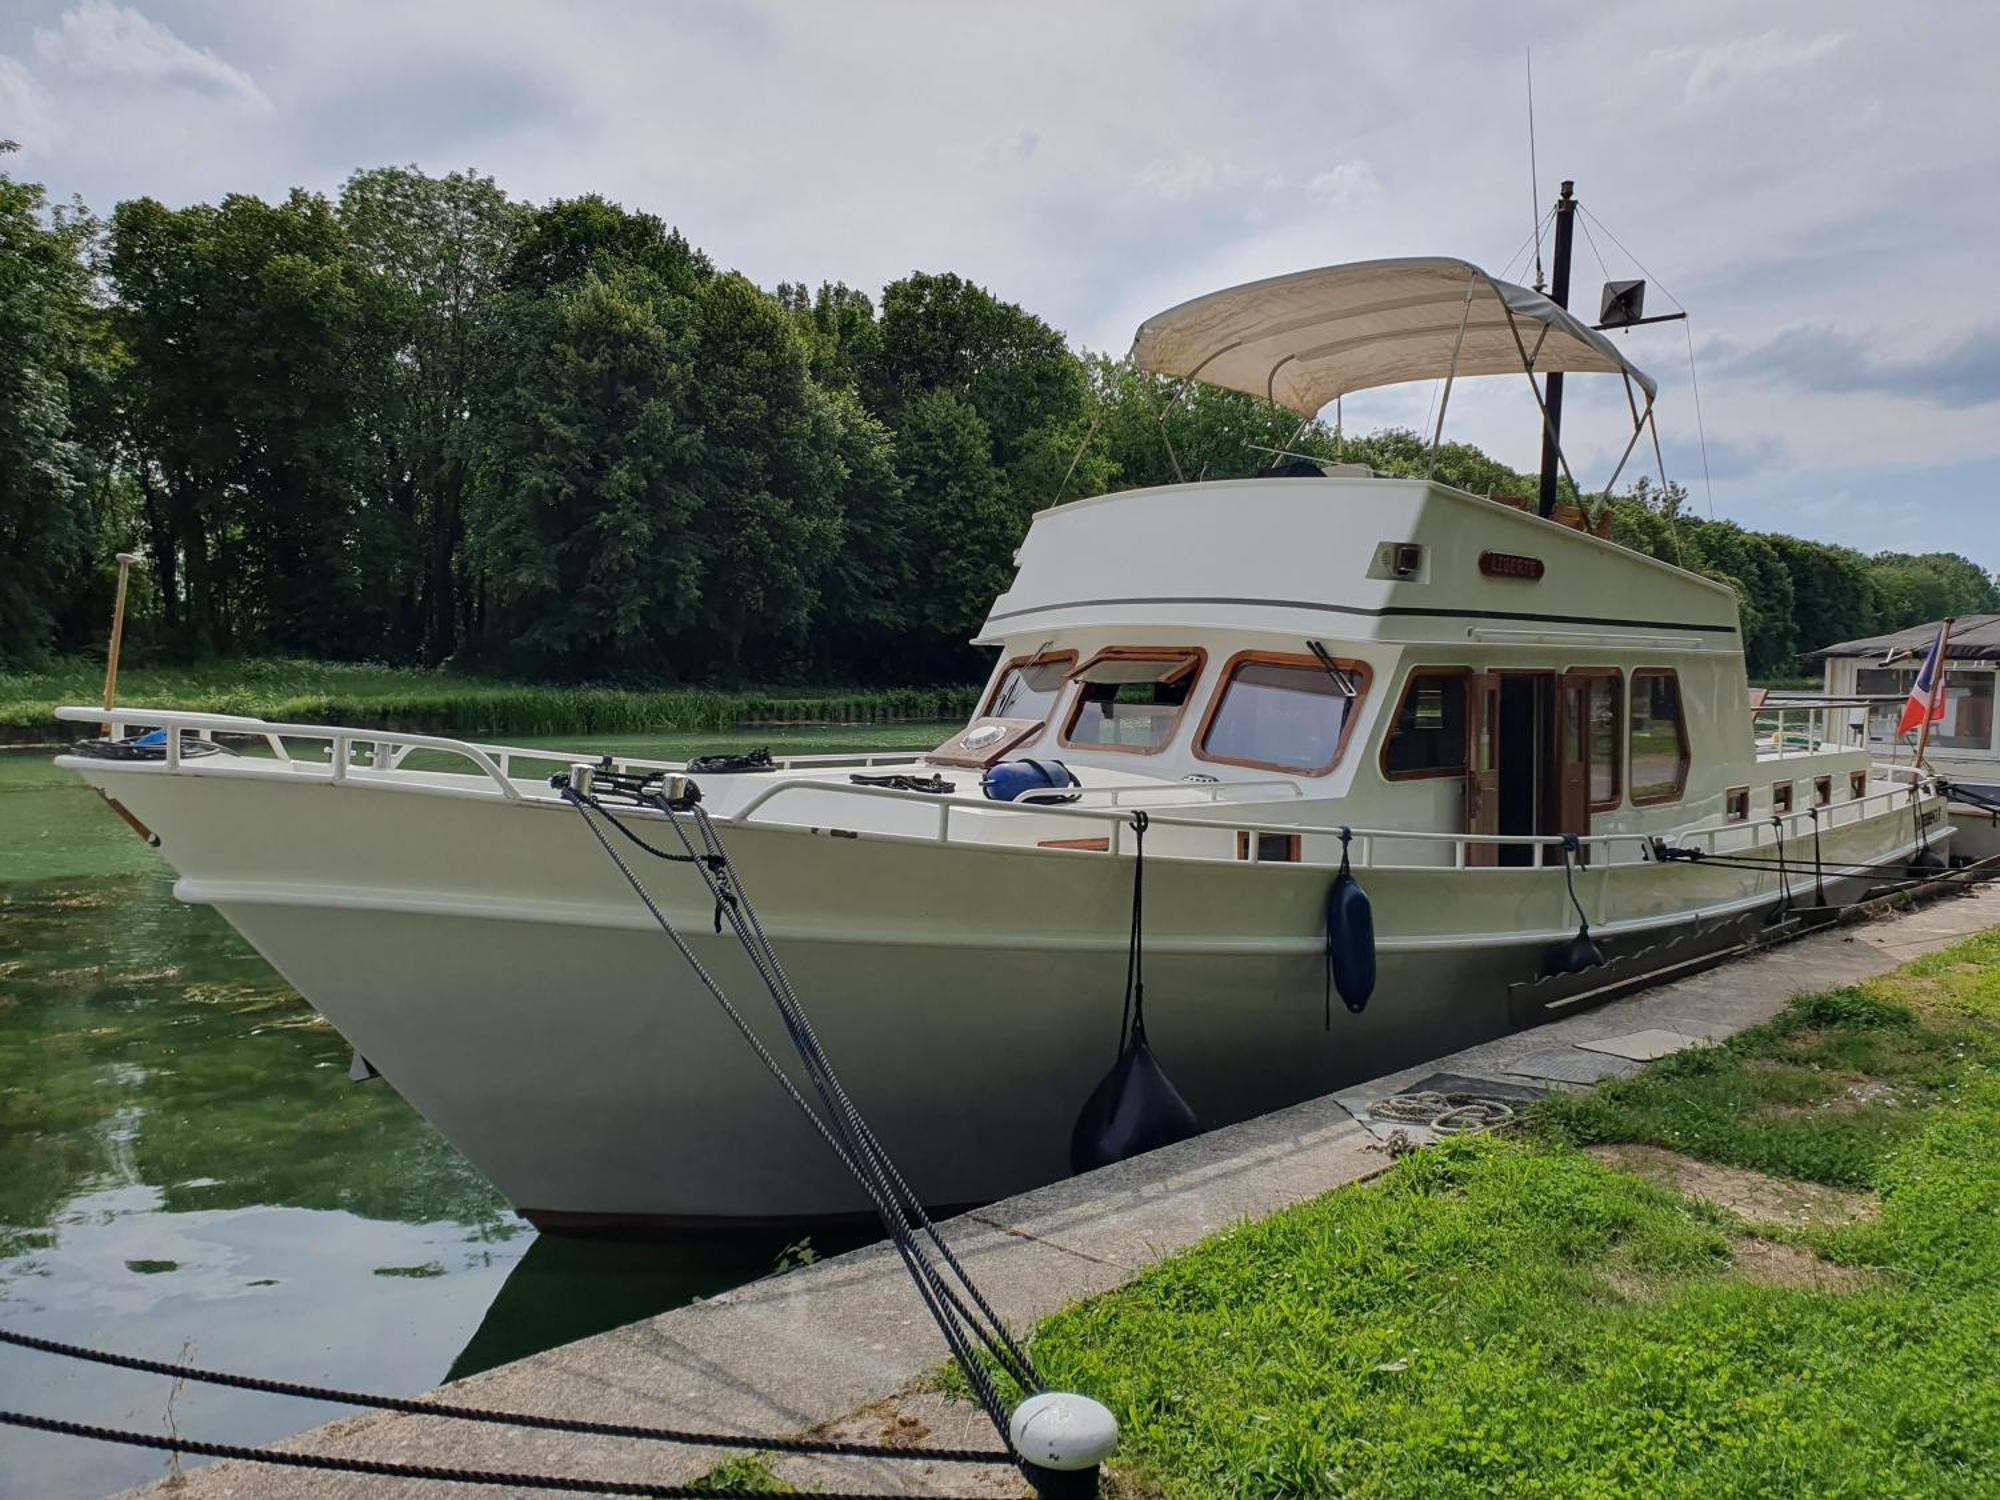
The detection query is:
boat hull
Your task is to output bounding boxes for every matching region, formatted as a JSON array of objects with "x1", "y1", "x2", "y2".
[{"x1": 65, "y1": 757, "x2": 1930, "y2": 1227}]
